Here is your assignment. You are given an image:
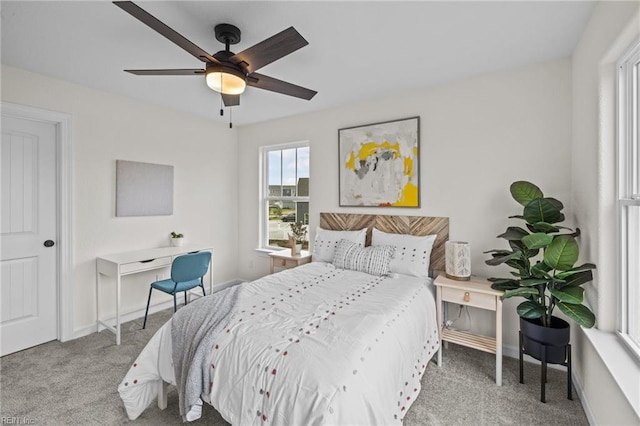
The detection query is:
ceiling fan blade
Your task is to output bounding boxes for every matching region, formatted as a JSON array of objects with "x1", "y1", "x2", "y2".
[
  {"x1": 113, "y1": 1, "x2": 219, "y2": 64},
  {"x1": 230, "y1": 27, "x2": 308, "y2": 74},
  {"x1": 247, "y1": 73, "x2": 317, "y2": 100},
  {"x1": 222, "y1": 94, "x2": 240, "y2": 107},
  {"x1": 125, "y1": 69, "x2": 205, "y2": 75}
]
